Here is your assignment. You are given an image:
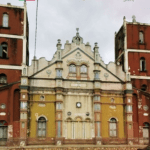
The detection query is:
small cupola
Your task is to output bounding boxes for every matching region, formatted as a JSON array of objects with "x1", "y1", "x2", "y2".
[{"x1": 72, "y1": 28, "x2": 83, "y2": 45}]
